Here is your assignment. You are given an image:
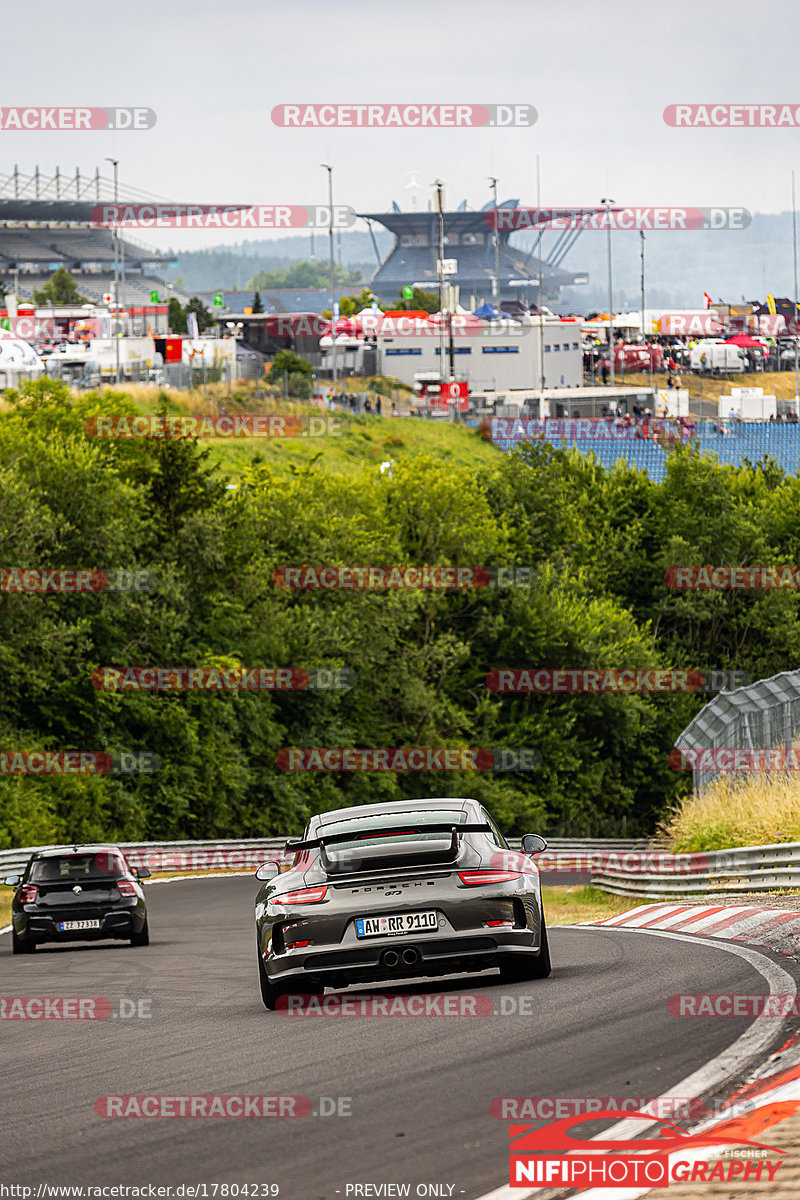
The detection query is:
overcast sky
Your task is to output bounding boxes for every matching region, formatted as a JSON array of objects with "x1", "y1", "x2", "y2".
[{"x1": 4, "y1": 0, "x2": 800, "y2": 253}]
